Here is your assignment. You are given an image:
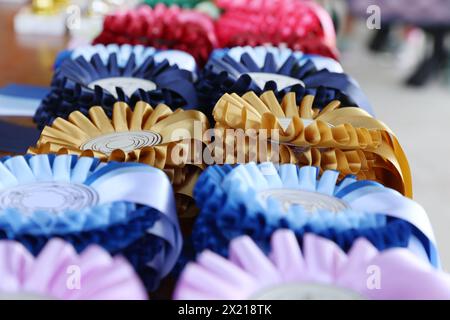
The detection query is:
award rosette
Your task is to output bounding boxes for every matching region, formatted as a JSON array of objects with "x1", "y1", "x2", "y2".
[
  {"x1": 190, "y1": 163, "x2": 438, "y2": 266},
  {"x1": 174, "y1": 230, "x2": 449, "y2": 300},
  {"x1": 0, "y1": 154, "x2": 182, "y2": 290},
  {"x1": 211, "y1": 90, "x2": 412, "y2": 197},
  {"x1": 93, "y1": 4, "x2": 218, "y2": 65},
  {"x1": 54, "y1": 44, "x2": 197, "y2": 74},
  {"x1": 0, "y1": 239, "x2": 147, "y2": 300},
  {"x1": 30, "y1": 101, "x2": 209, "y2": 219},
  {"x1": 215, "y1": 0, "x2": 338, "y2": 60},
  {"x1": 210, "y1": 46, "x2": 344, "y2": 73},
  {"x1": 34, "y1": 51, "x2": 198, "y2": 129},
  {"x1": 198, "y1": 46, "x2": 372, "y2": 117}
]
